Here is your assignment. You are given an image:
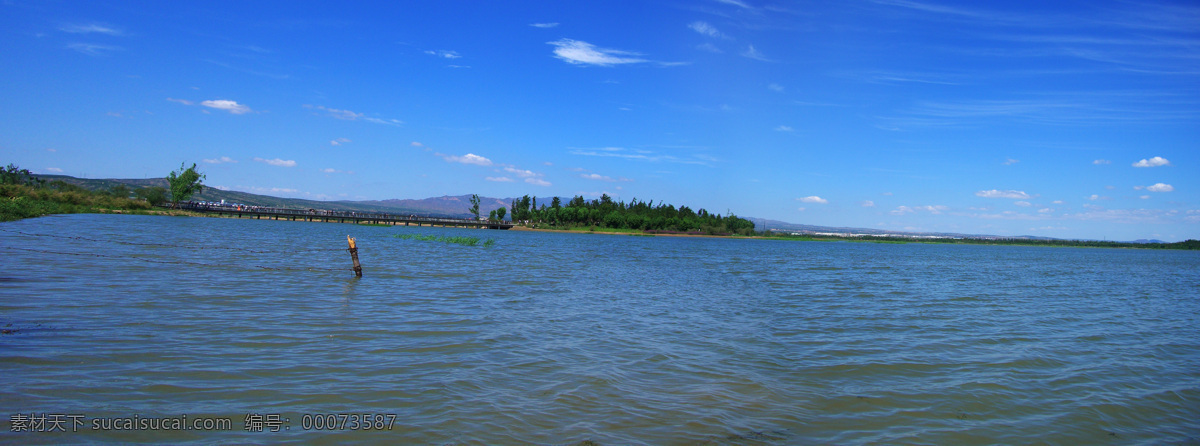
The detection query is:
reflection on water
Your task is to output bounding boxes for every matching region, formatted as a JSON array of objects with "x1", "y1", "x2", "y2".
[{"x1": 1, "y1": 214, "x2": 1198, "y2": 444}]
